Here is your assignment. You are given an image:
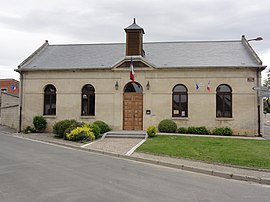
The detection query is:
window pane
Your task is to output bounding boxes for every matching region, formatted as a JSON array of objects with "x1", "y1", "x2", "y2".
[
  {"x1": 224, "y1": 95, "x2": 232, "y2": 117},
  {"x1": 82, "y1": 100, "x2": 88, "y2": 115},
  {"x1": 217, "y1": 85, "x2": 231, "y2": 92},
  {"x1": 89, "y1": 94, "x2": 95, "y2": 116},
  {"x1": 180, "y1": 95, "x2": 187, "y2": 103},
  {"x1": 83, "y1": 85, "x2": 94, "y2": 93},
  {"x1": 174, "y1": 85, "x2": 186, "y2": 92},
  {"x1": 216, "y1": 94, "x2": 223, "y2": 117},
  {"x1": 124, "y1": 82, "x2": 143, "y2": 93}
]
